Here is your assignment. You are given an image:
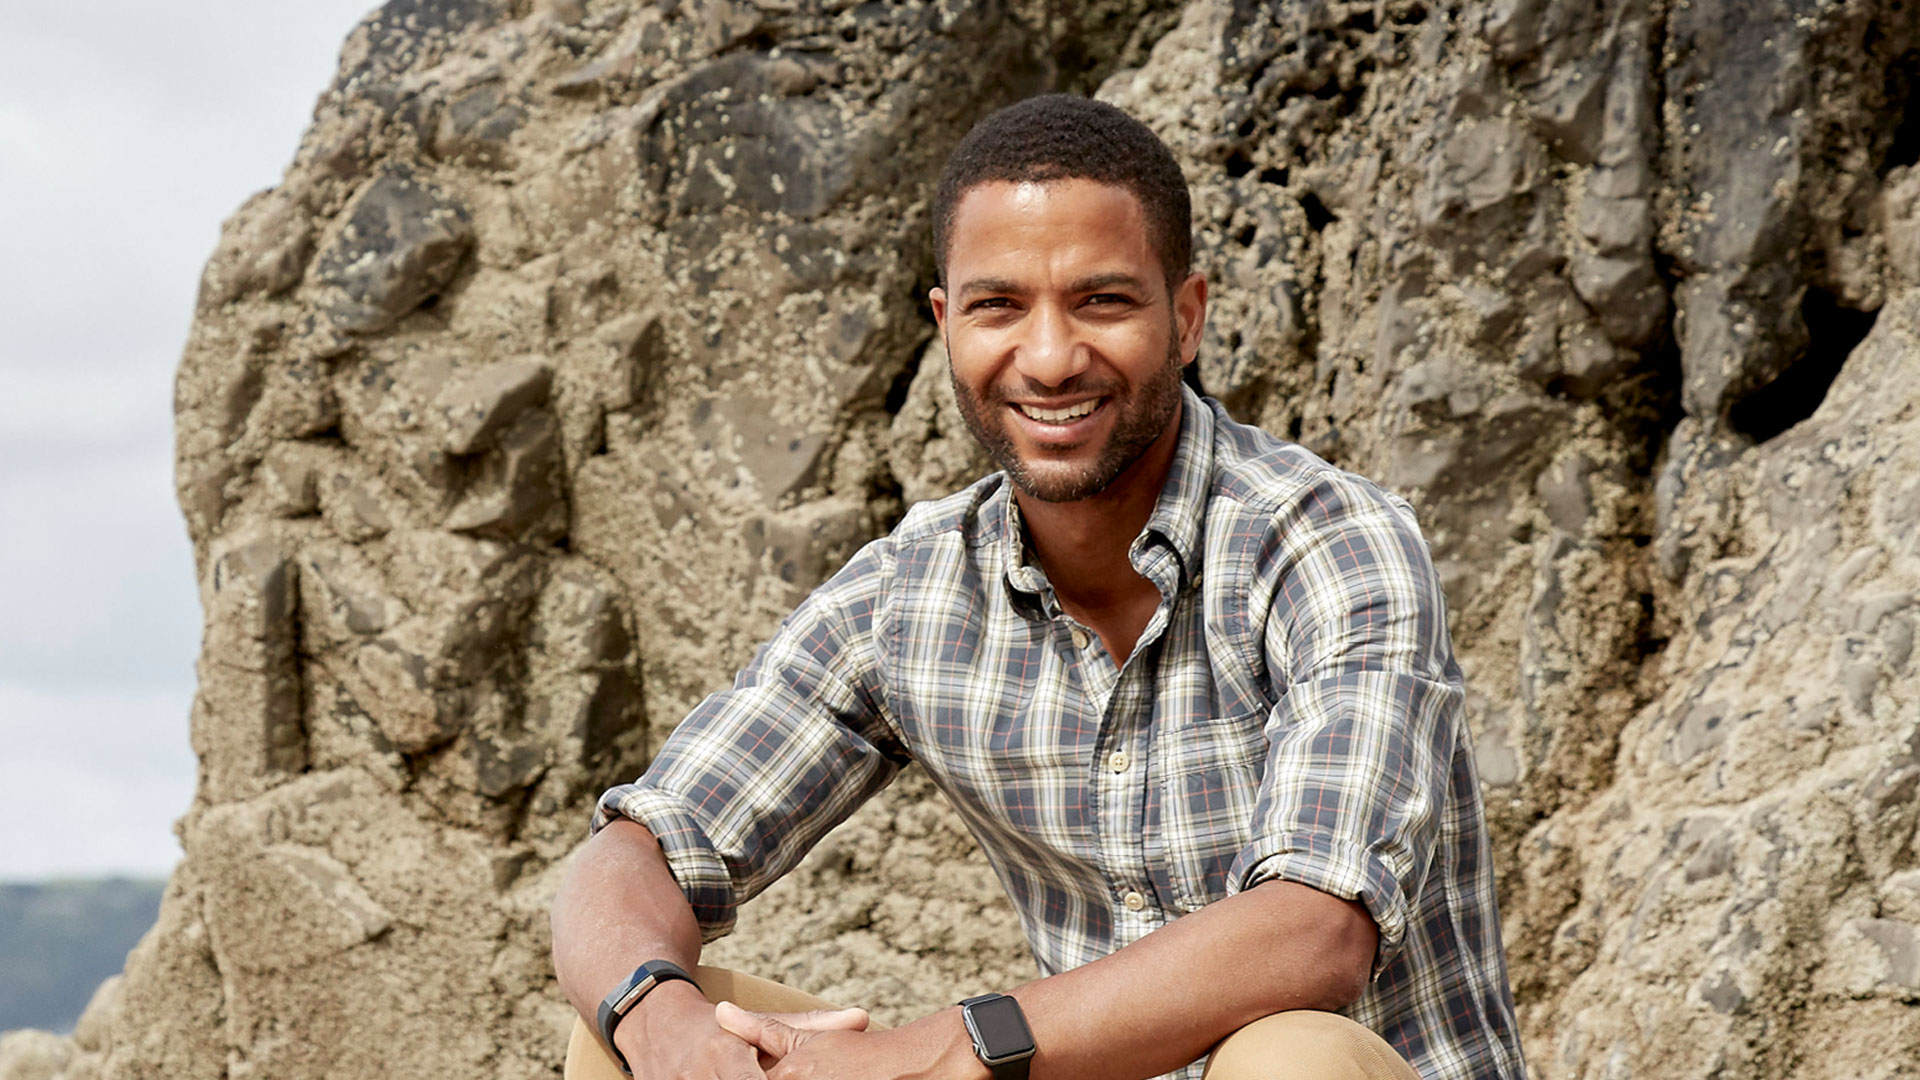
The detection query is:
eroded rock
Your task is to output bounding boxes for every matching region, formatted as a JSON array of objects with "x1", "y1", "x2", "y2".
[
  {"x1": 313, "y1": 166, "x2": 473, "y2": 334},
  {"x1": 22, "y1": 2, "x2": 1920, "y2": 1080}
]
